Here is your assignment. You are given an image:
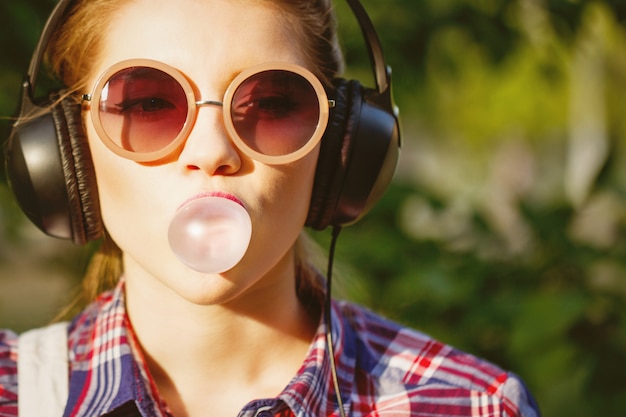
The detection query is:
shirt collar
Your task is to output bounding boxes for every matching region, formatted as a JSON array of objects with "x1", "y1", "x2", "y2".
[
  {"x1": 63, "y1": 279, "x2": 356, "y2": 417},
  {"x1": 65, "y1": 279, "x2": 168, "y2": 417},
  {"x1": 277, "y1": 300, "x2": 355, "y2": 416}
]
